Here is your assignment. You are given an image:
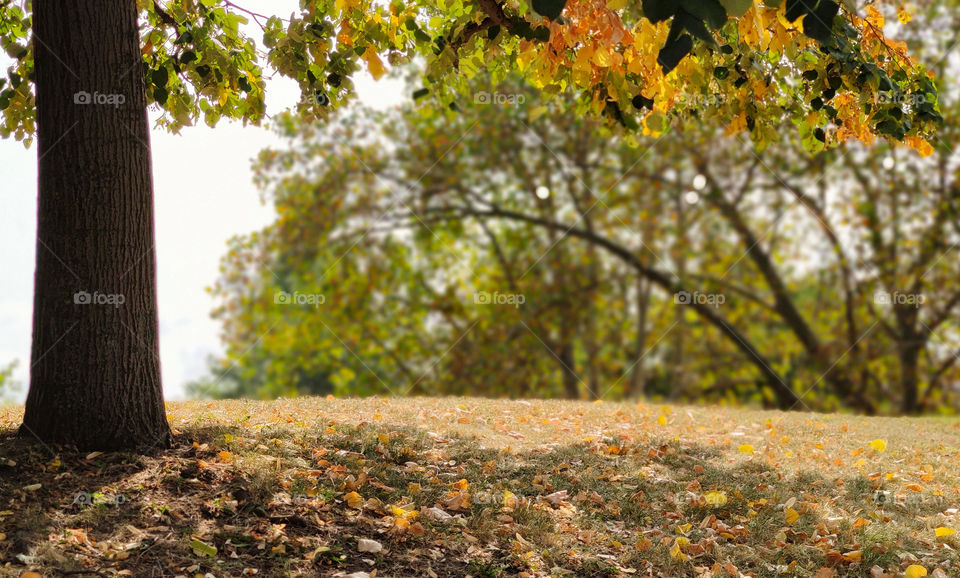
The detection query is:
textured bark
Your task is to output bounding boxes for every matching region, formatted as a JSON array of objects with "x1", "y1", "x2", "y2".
[
  {"x1": 21, "y1": 0, "x2": 171, "y2": 450},
  {"x1": 627, "y1": 278, "x2": 651, "y2": 398},
  {"x1": 898, "y1": 340, "x2": 922, "y2": 415},
  {"x1": 558, "y1": 343, "x2": 580, "y2": 400}
]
